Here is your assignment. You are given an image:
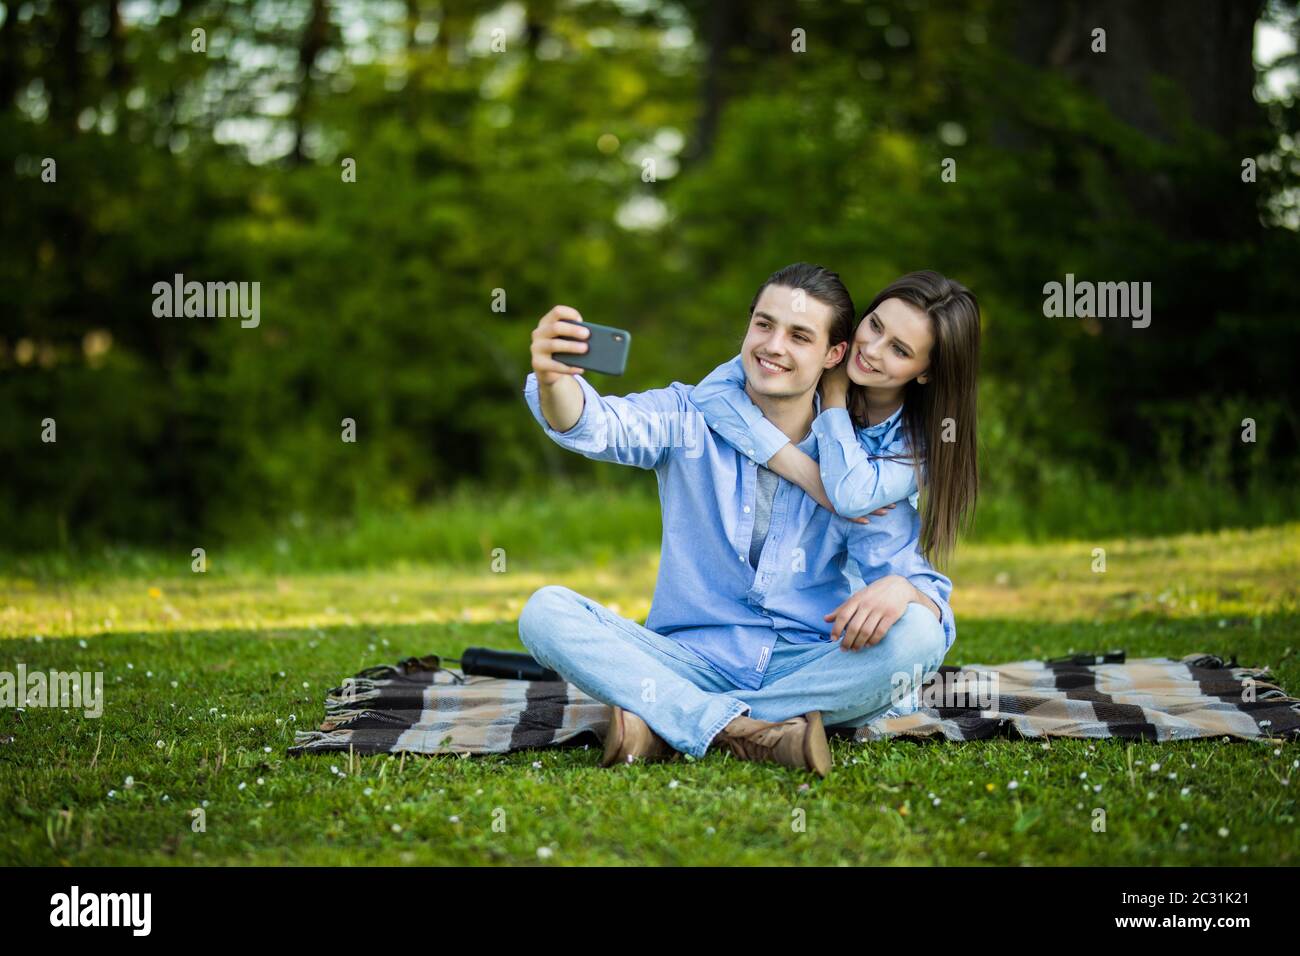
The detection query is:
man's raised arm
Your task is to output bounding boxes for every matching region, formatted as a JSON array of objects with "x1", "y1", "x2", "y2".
[
  {"x1": 530, "y1": 305, "x2": 591, "y2": 432},
  {"x1": 523, "y1": 304, "x2": 697, "y2": 470}
]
